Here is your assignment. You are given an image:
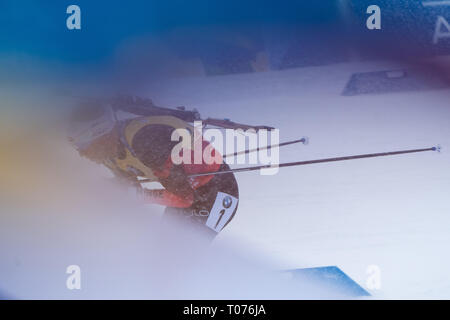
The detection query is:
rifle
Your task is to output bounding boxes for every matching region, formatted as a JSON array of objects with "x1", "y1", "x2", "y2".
[{"x1": 109, "y1": 95, "x2": 273, "y2": 132}]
